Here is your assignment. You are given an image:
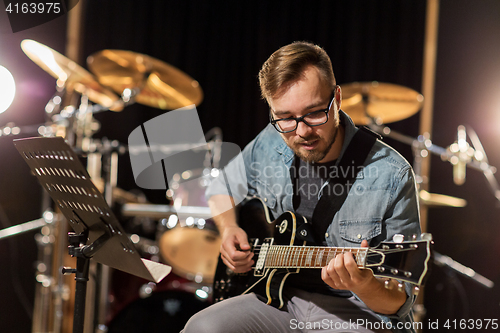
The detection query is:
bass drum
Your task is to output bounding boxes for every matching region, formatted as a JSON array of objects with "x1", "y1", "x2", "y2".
[{"x1": 107, "y1": 270, "x2": 211, "y2": 333}]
